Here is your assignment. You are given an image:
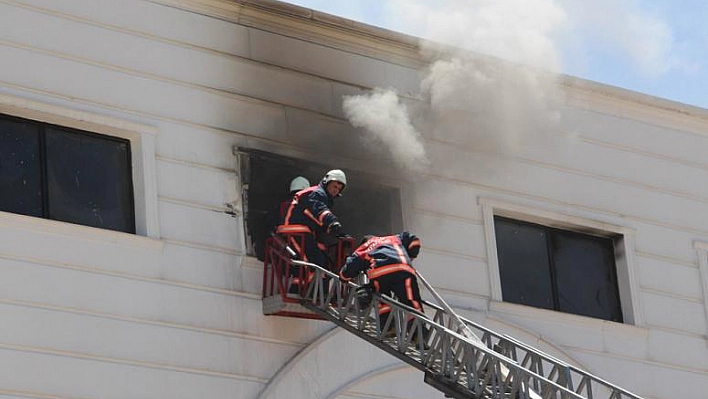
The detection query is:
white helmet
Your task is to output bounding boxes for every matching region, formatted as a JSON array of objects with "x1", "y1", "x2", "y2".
[
  {"x1": 323, "y1": 169, "x2": 347, "y2": 189},
  {"x1": 289, "y1": 176, "x2": 310, "y2": 193}
]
